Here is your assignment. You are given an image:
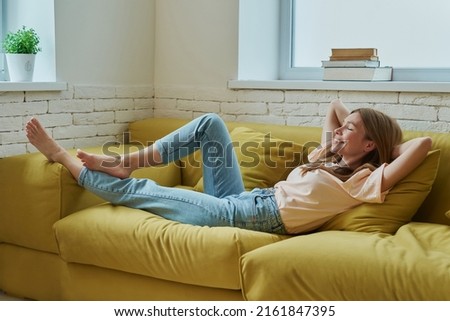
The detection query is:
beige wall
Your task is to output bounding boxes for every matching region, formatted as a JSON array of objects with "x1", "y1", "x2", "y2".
[
  {"x1": 154, "y1": 0, "x2": 239, "y2": 88},
  {"x1": 55, "y1": 0, "x2": 155, "y2": 85},
  {"x1": 54, "y1": 0, "x2": 239, "y2": 87}
]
